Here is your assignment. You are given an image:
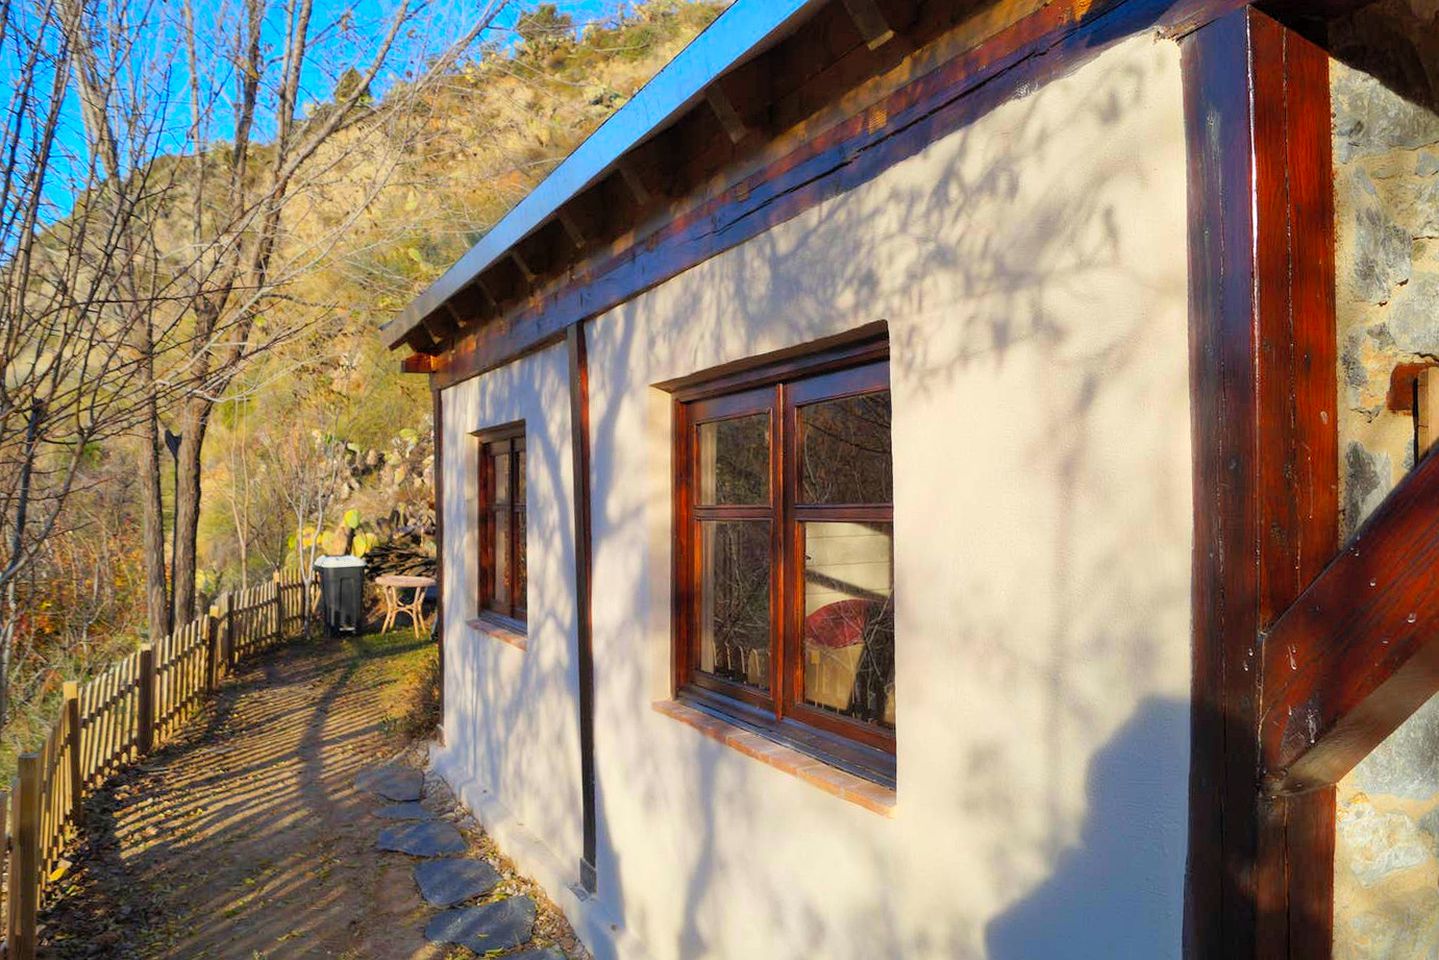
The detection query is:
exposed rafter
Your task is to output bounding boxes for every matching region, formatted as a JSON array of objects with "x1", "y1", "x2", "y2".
[
  {"x1": 841, "y1": 0, "x2": 894, "y2": 49},
  {"x1": 558, "y1": 210, "x2": 586, "y2": 249},
  {"x1": 705, "y1": 85, "x2": 750, "y2": 143}
]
